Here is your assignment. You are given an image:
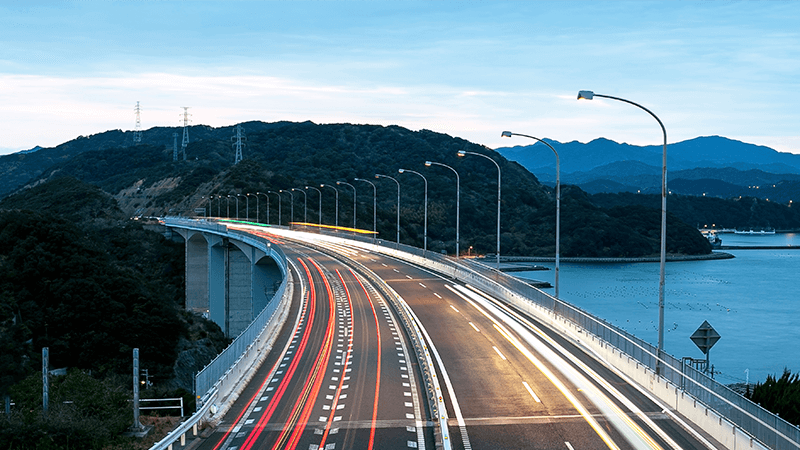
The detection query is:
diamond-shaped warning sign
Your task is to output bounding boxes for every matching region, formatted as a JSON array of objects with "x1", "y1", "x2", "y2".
[{"x1": 690, "y1": 320, "x2": 721, "y2": 355}]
